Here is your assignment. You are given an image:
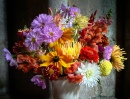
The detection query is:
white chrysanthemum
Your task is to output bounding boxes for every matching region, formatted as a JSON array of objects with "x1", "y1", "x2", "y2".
[{"x1": 78, "y1": 62, "x2": 101, "y2": 87}]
